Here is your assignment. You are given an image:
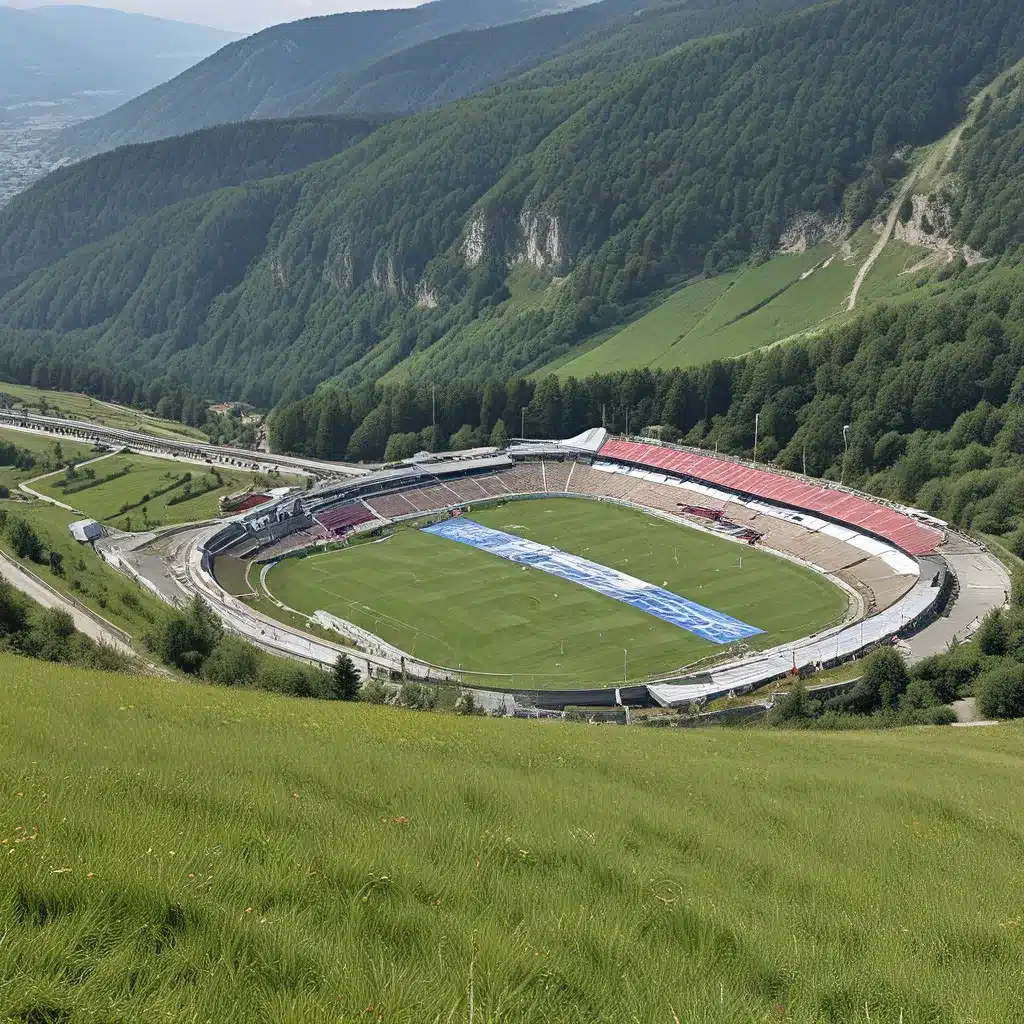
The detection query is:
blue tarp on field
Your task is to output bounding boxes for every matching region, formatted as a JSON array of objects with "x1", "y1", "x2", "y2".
[{"x1": 422, "y1": 517, "x2": 762, "y2": 645}]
